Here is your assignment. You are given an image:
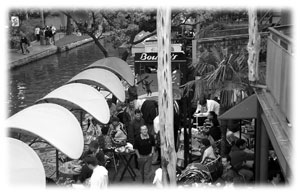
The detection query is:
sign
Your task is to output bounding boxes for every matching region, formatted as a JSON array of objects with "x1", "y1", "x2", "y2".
[
  {"x1": 135, "y1": 52, "x2": 186, "y2": 62},
  {"x1": 134, "y1": 52, "x2": 186, "y2": 100},
  {"x1": 11, "y1": 16, "x2": 19, "y2": 27}
]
